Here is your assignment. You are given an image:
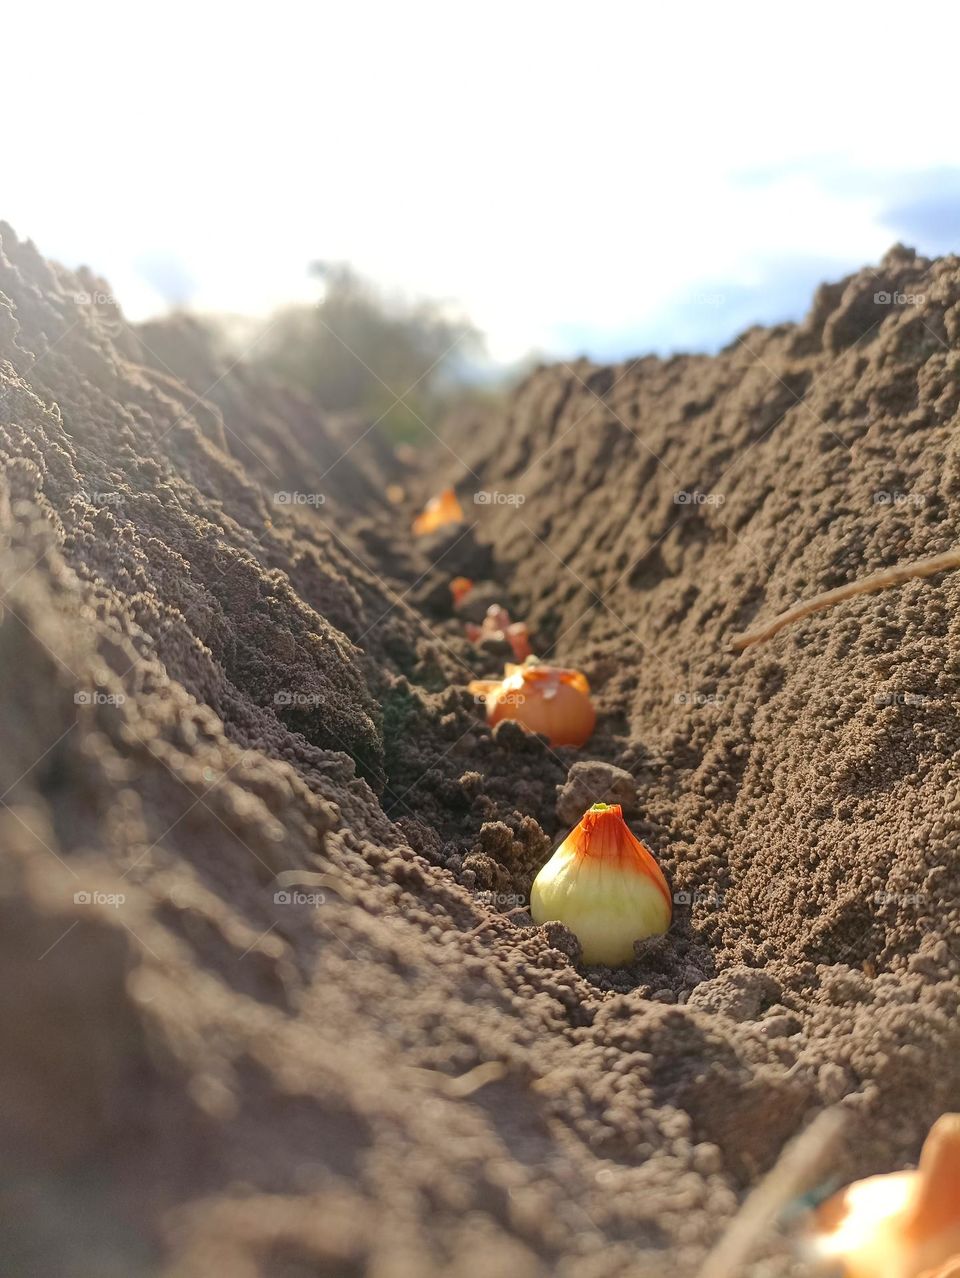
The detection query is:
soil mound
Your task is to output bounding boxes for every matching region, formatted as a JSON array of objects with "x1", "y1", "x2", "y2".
[{"x1": 0, "y1": 223, "x2": 957, "y2": 1277}]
